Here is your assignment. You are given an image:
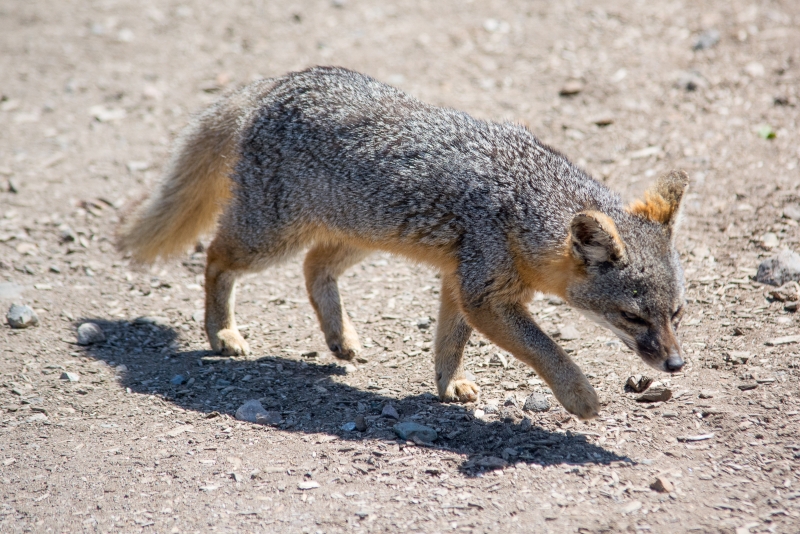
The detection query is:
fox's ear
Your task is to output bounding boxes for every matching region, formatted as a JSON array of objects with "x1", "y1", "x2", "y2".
[
  {"x1": 570, "y1": 211, "x2": 626, "y2": 266},
  {"x1": 628, "y1": 170, "x2": 689, "y2": 236}
]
